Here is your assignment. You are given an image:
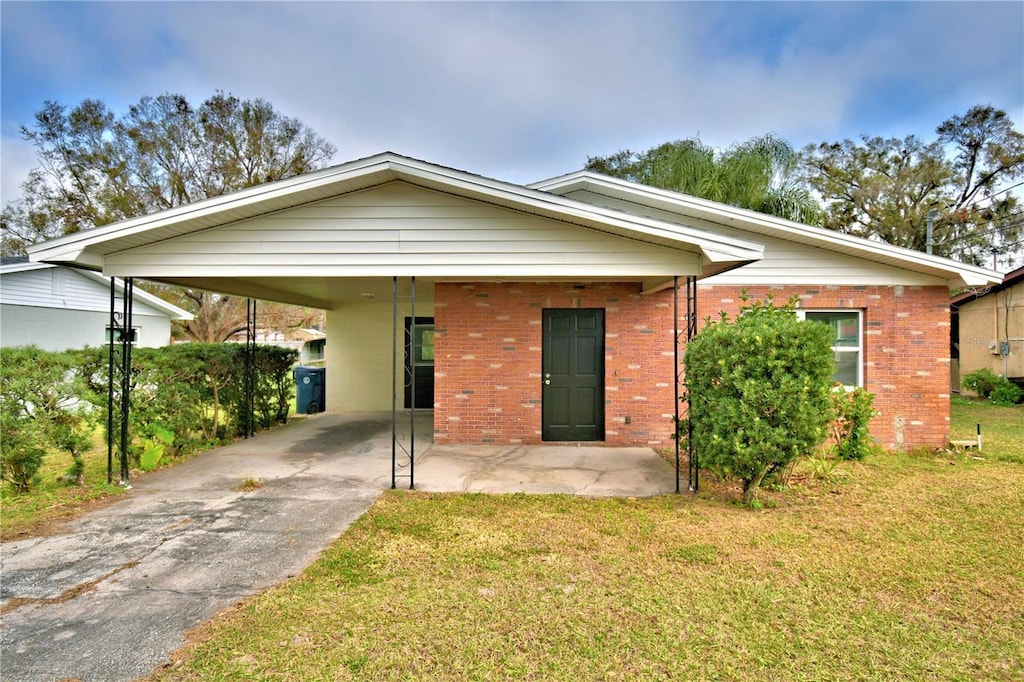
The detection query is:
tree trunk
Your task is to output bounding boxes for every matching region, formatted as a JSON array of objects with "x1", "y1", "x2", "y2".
[{"x1": 742, "y1": 467, "x2": 770, "y2": 505}]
